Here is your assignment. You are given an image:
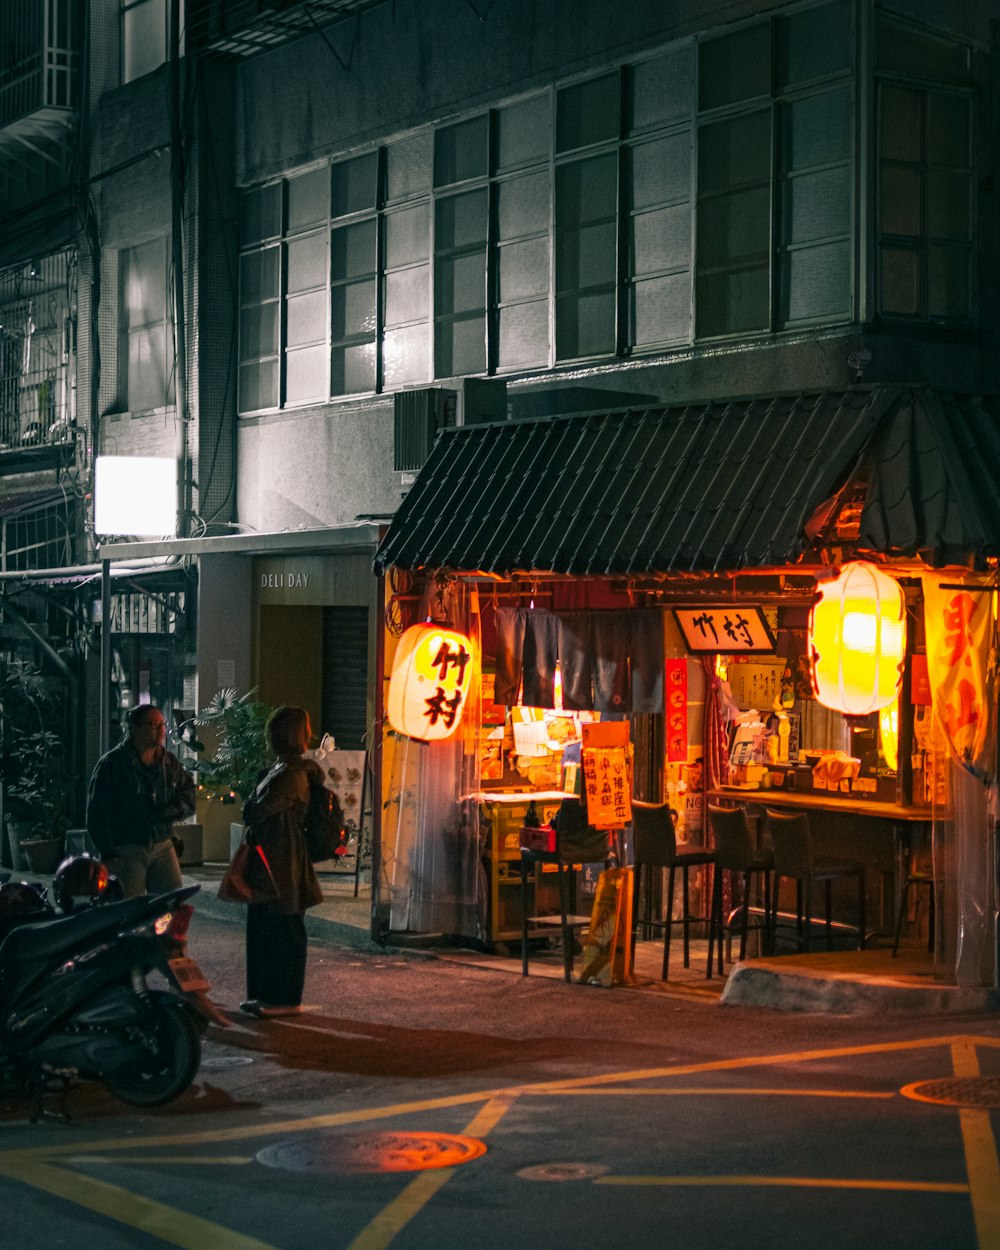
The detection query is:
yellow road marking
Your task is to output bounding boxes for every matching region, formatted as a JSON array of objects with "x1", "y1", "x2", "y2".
[
  {"x1": 1, "y1": 1032, "x2": 990, "y2": 1160},
  {"x1": 952, "y1": 1040, "x2": 1000, "y2": 1250},
  {"x1": 528, "y1": 1087, "x2": 894, "y2": 1099},
  {"x1": 347, "y1": 1094, "x2": 516, "y2": 1250},
  {"x1": 69, "y1": 1156, "x2": 253, "y2": 1165},
  {"x1": 0, "y1": 1158, "x2": 279, "y2": 1250},
  {"x1": 595, "y1": 1175, "x2": 969, "y2": 1194},
  {"x1": 1, "y1": 1032, "x2": 996, "y2": 1250}
]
